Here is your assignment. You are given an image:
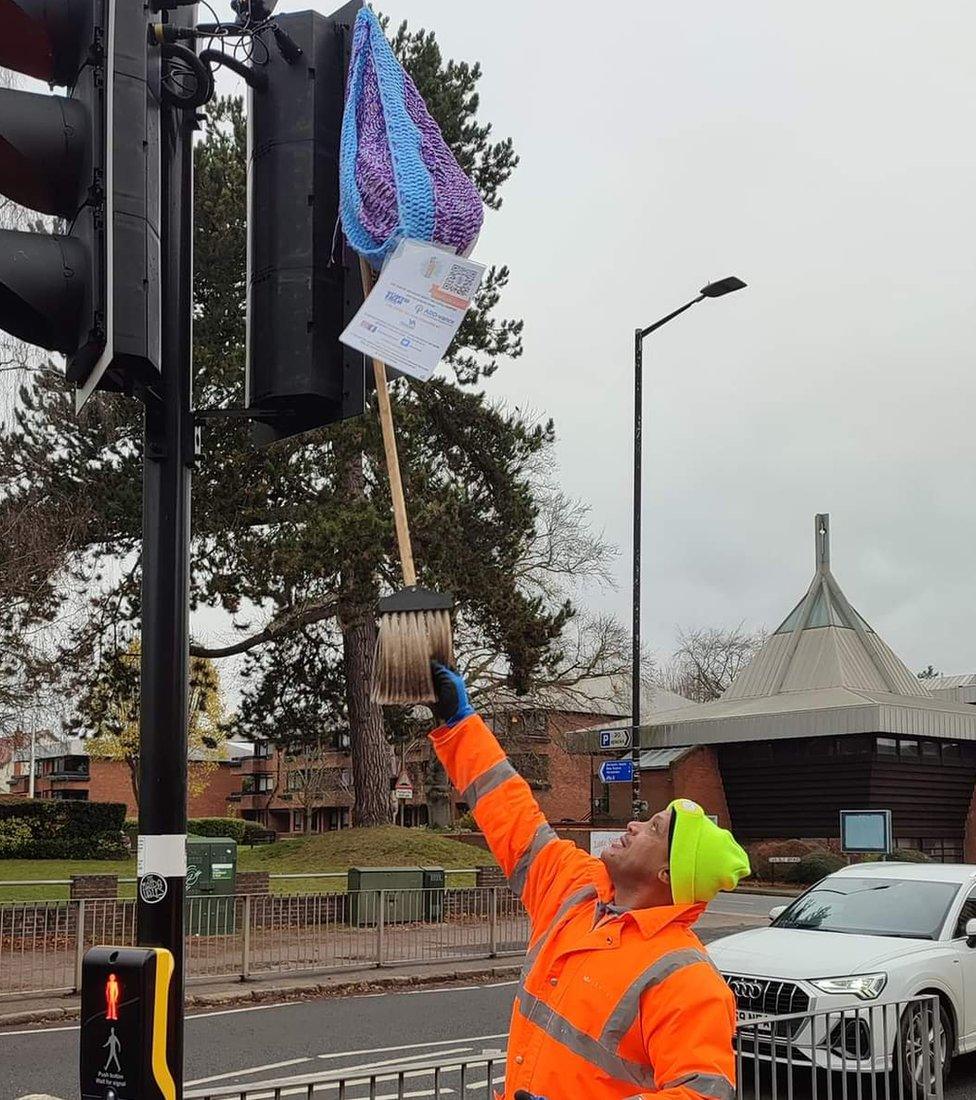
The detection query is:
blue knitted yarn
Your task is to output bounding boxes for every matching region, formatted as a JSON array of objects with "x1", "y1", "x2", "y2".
[{"x1": 340, "y1": 8, "x2": 483, "y2": 269}]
